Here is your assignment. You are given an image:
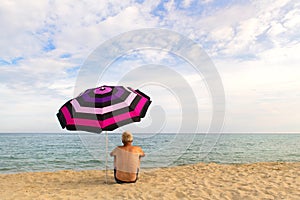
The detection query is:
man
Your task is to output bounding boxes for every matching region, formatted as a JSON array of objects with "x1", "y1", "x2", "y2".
[{"x1": 110, "y1": 131, "x2": 145, "y2": 183}]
